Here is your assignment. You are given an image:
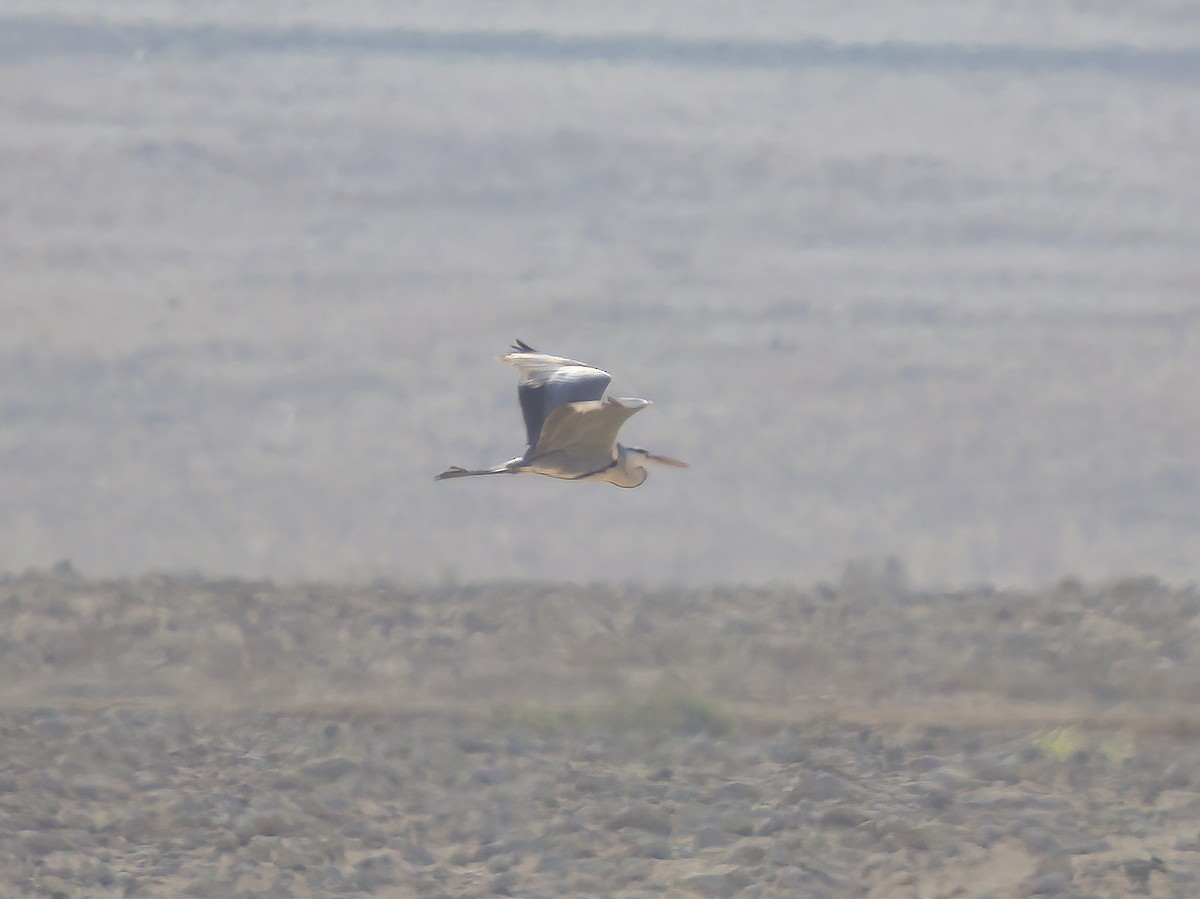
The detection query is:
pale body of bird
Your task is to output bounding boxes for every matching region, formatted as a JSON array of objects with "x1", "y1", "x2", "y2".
[{"x1": 436, "y1": 340, "x2": 687, "y2": 488}]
